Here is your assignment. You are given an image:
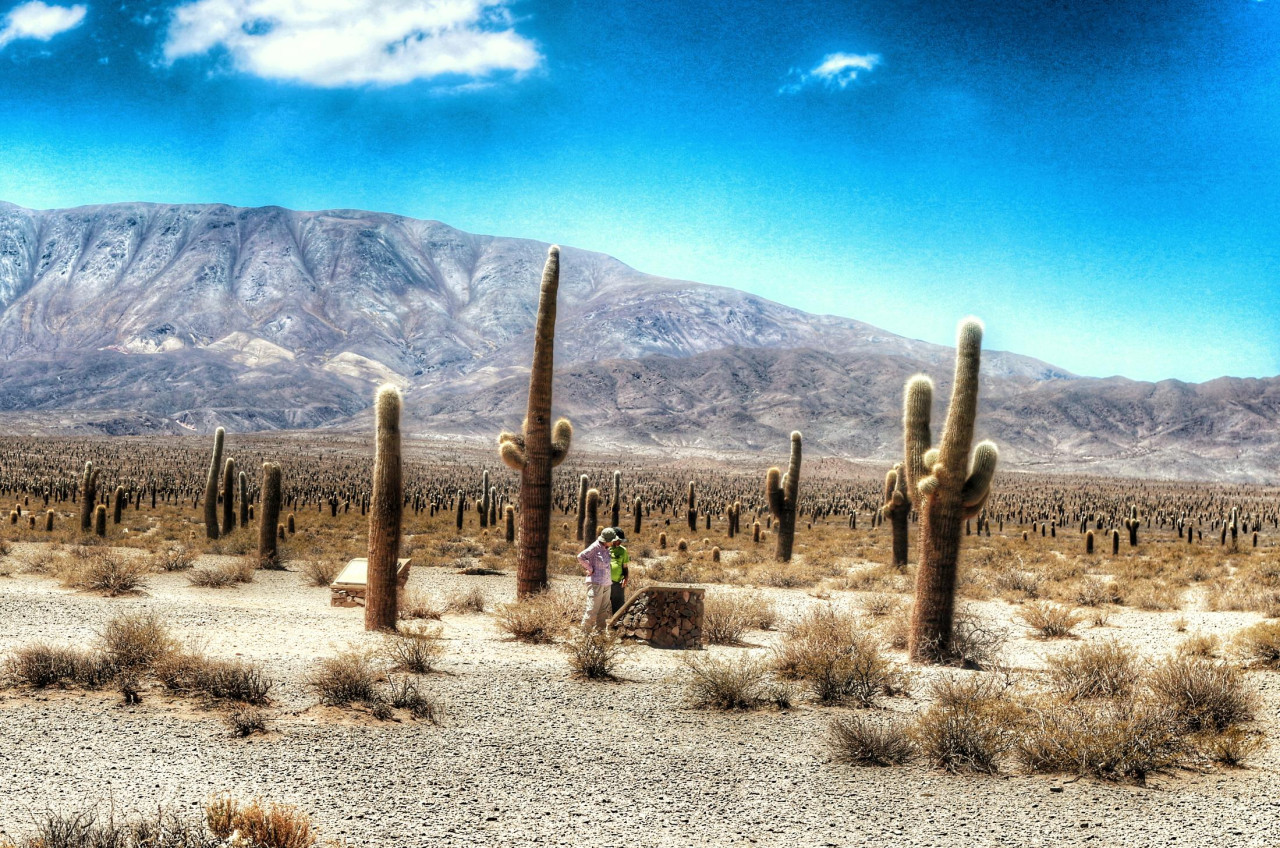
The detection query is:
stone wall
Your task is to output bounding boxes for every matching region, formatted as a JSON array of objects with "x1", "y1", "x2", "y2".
[{"x1": 609, "y1": 586, "x2": 704, "y2": 649}]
